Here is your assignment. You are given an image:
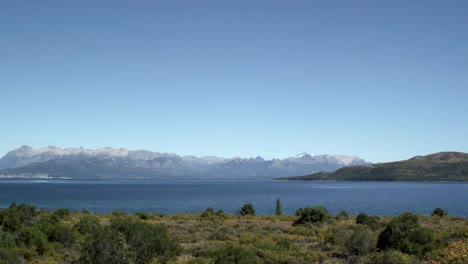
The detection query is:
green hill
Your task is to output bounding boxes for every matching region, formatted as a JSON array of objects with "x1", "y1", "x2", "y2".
[{"x1": 278, "y1": 152, "x2": 468, "y2": 181}]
